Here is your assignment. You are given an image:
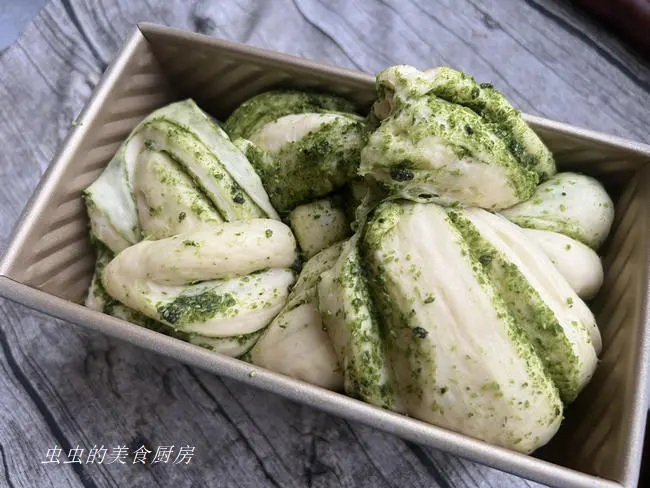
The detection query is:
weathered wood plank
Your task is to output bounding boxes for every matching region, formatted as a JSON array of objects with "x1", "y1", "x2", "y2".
[
  {"x1": 292, "y1": 0, "x2": 650, "y2": 141},
  {"x1": 1, "y1": 0, "x2": 648, "y2": 487}
]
